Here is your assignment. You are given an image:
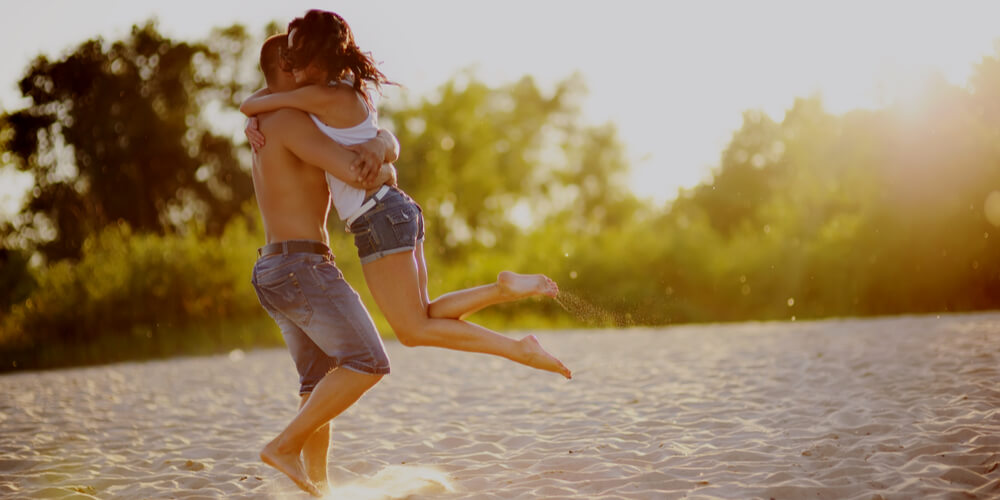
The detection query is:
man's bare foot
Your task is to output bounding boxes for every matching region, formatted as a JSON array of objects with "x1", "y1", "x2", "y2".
[
  {"x1": 260, "y1": 439, "x2": 321, "y2": 497},
  {"x1": 518, "y1": 335, "x2": 572, "y2": 379},
  {"x1": 313, "y1": 480, "x2": 330, "y2": 496},
  {"x1": 307, "y1": 466, "x2": 329, "y2": 495},
  {"x1": 498, "y1": 271, "x2": 559, "y2": 299}
]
